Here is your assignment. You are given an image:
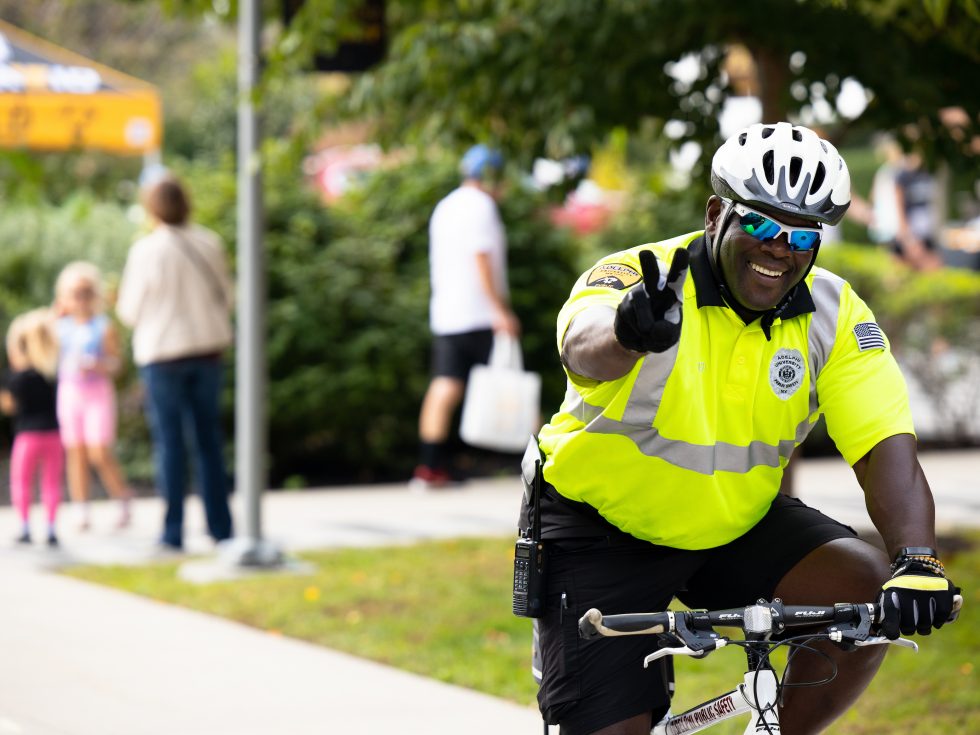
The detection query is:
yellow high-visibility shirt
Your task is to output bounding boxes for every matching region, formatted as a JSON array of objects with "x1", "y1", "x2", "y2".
[{"x1": 538, "y1": 232, "x2": 914, "y2": 549}]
